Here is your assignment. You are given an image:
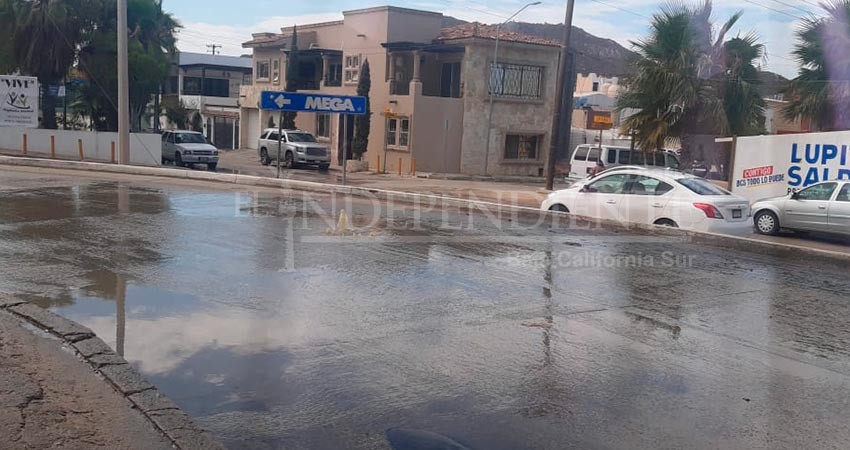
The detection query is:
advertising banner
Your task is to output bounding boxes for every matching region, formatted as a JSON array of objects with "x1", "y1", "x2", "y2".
[
  {"x1": 732, "y1": 131, "x2": 850, "y2": 202},
  {"x1": 1, "y1": 75, "x2": 39, "y2": 128}
]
